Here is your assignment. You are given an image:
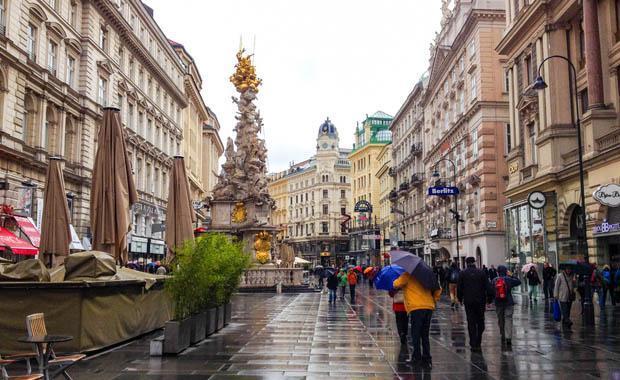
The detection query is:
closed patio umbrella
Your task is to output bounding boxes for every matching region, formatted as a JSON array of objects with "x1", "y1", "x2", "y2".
[
  {"x1": 39, "y1": 157, "x2": 71, "y2": 267},
  {"x1": 165, "y1": 156, "x2": 196, "y2": 260},
  {"x1": 90, "y1": 107, "x2": 138, "y2": 266}
]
